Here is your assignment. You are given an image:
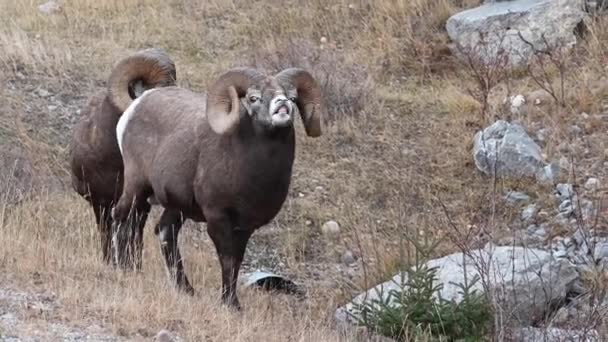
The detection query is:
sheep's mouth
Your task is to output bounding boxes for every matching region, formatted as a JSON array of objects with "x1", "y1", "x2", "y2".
[
  {"x1": 271, "y1": 105, "x2": 292, "y2": 126},
  {"x1": 274, "y1": 105, "x2": 289, "y2": 115}
]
